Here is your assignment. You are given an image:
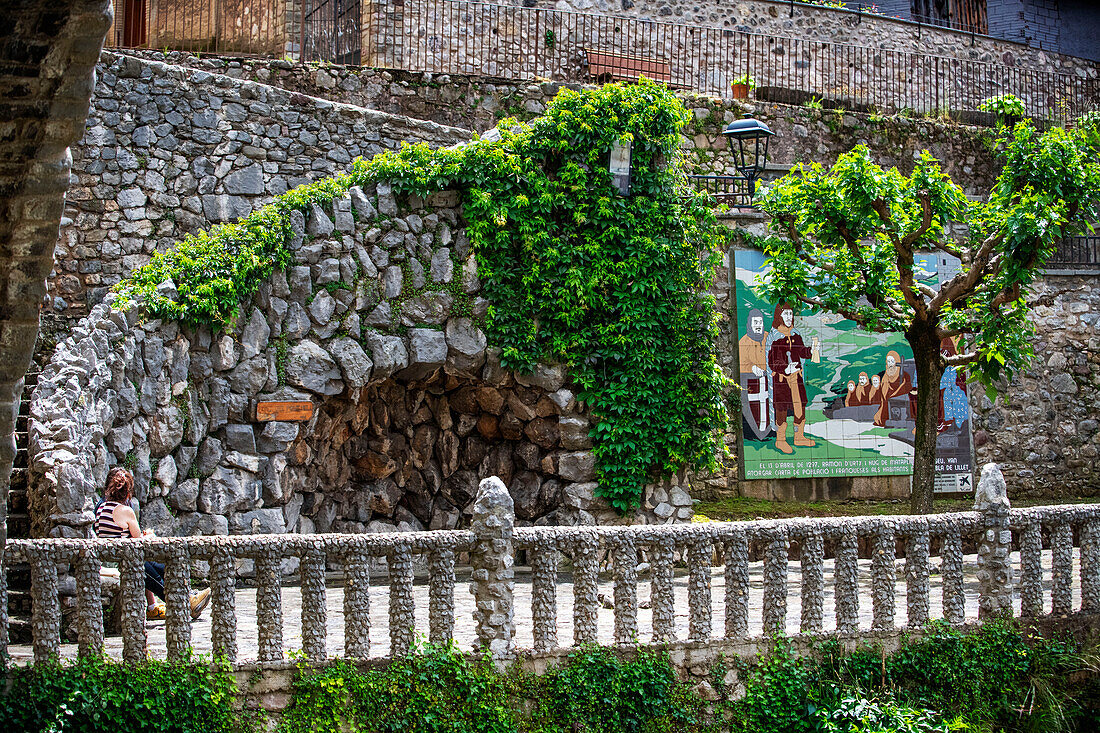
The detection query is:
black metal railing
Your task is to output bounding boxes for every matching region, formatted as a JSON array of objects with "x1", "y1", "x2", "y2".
[
  {"x1": 1048, "y1": 235, "x2": 1100, "y2": 268},
  {"x1": 687, "y1": 175, "x2": 755, "y2": 207},
  {"x1": 351, "y1": 0, "x2": 1097, "y2": 125}
]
